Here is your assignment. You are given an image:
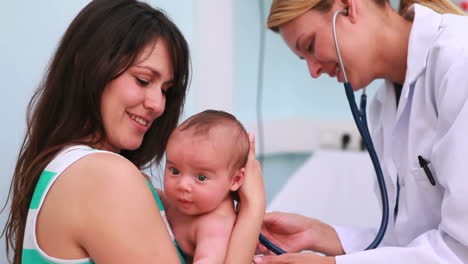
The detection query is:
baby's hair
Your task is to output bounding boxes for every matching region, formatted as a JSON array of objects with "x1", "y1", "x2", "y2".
[{"x1": 177, "y1": 110, "x2": 250, "y2": 170}]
